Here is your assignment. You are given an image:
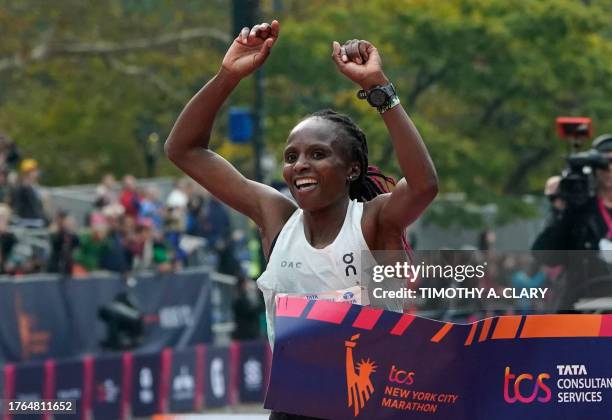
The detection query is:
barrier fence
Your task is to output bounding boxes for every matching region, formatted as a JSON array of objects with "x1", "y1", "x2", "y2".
[
  {"x1": 0, "y1": 268, "x2": 237, "y2": 363},
  {"x1": 0, "y1": 267, "x2": 249, "y2": 418},
  {"x1": 1, "y1": 339, "x2": 271, "y2": 420}
]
